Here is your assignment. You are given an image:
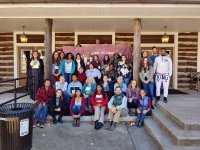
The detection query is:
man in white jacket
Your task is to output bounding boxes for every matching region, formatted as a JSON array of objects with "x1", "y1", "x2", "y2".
[{"x1": 154, "y1": 48, "x2": 172, "y2": 103}]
